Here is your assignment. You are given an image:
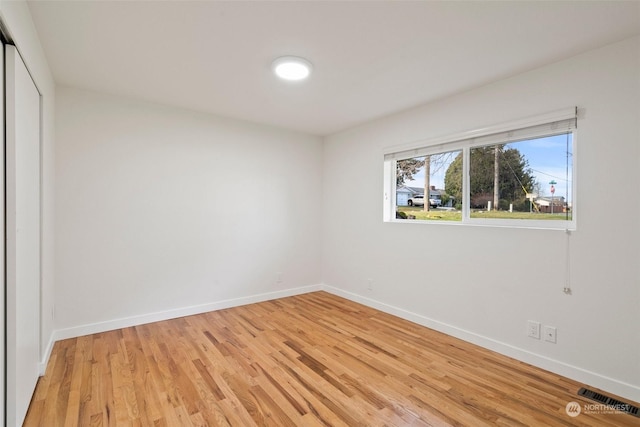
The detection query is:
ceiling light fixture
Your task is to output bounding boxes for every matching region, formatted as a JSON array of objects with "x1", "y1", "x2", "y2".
[{"x1": 272, "y1": 56, "x2": 313, "y2": 81}]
